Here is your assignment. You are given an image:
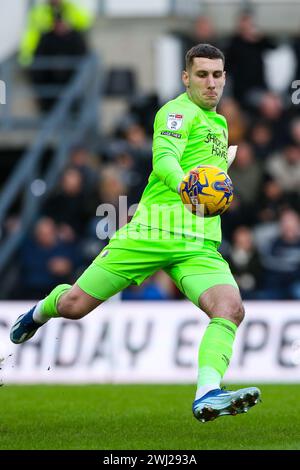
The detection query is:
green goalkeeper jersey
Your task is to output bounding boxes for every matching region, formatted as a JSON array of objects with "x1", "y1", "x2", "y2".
[{"x1": 131, "y1": 92, "x2": 229, "y2": 242}]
